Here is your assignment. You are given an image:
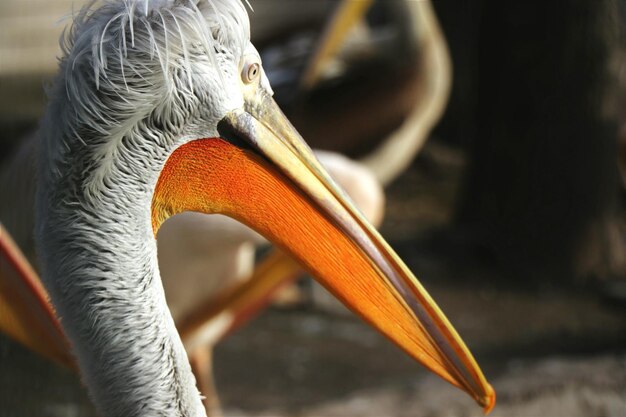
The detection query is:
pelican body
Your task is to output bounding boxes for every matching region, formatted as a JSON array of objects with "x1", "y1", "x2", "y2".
[{"x1": 32, "y1": 1, "x2": 493, "y2": 416}]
